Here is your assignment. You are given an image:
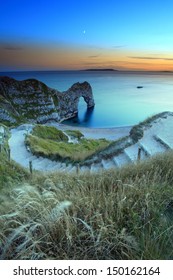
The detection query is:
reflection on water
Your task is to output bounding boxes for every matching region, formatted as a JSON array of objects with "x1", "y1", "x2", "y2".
[
  {"x1": 82, "y1": 107, "x2": 95, "y2": 124},
  {"x1": 64, "y1": 107, "x2": 95, "y2": 127}
]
